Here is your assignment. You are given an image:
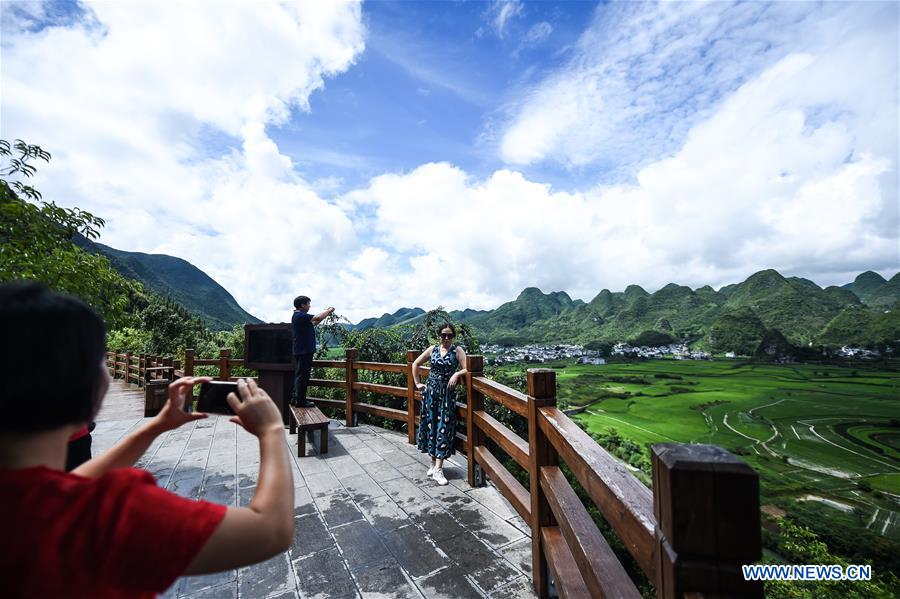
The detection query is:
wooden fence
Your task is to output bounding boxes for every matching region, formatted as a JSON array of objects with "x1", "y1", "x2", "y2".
[{"x1": 108, "y1": 347, "x2": 762, "y2": 598}]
